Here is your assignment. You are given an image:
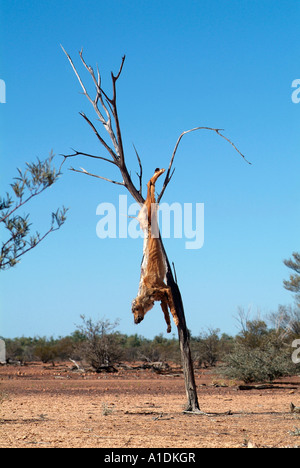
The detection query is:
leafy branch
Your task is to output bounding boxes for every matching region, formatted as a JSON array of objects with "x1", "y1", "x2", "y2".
[{"x1": 0, "y1": 152, "x2": 67, "y2": 270}]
